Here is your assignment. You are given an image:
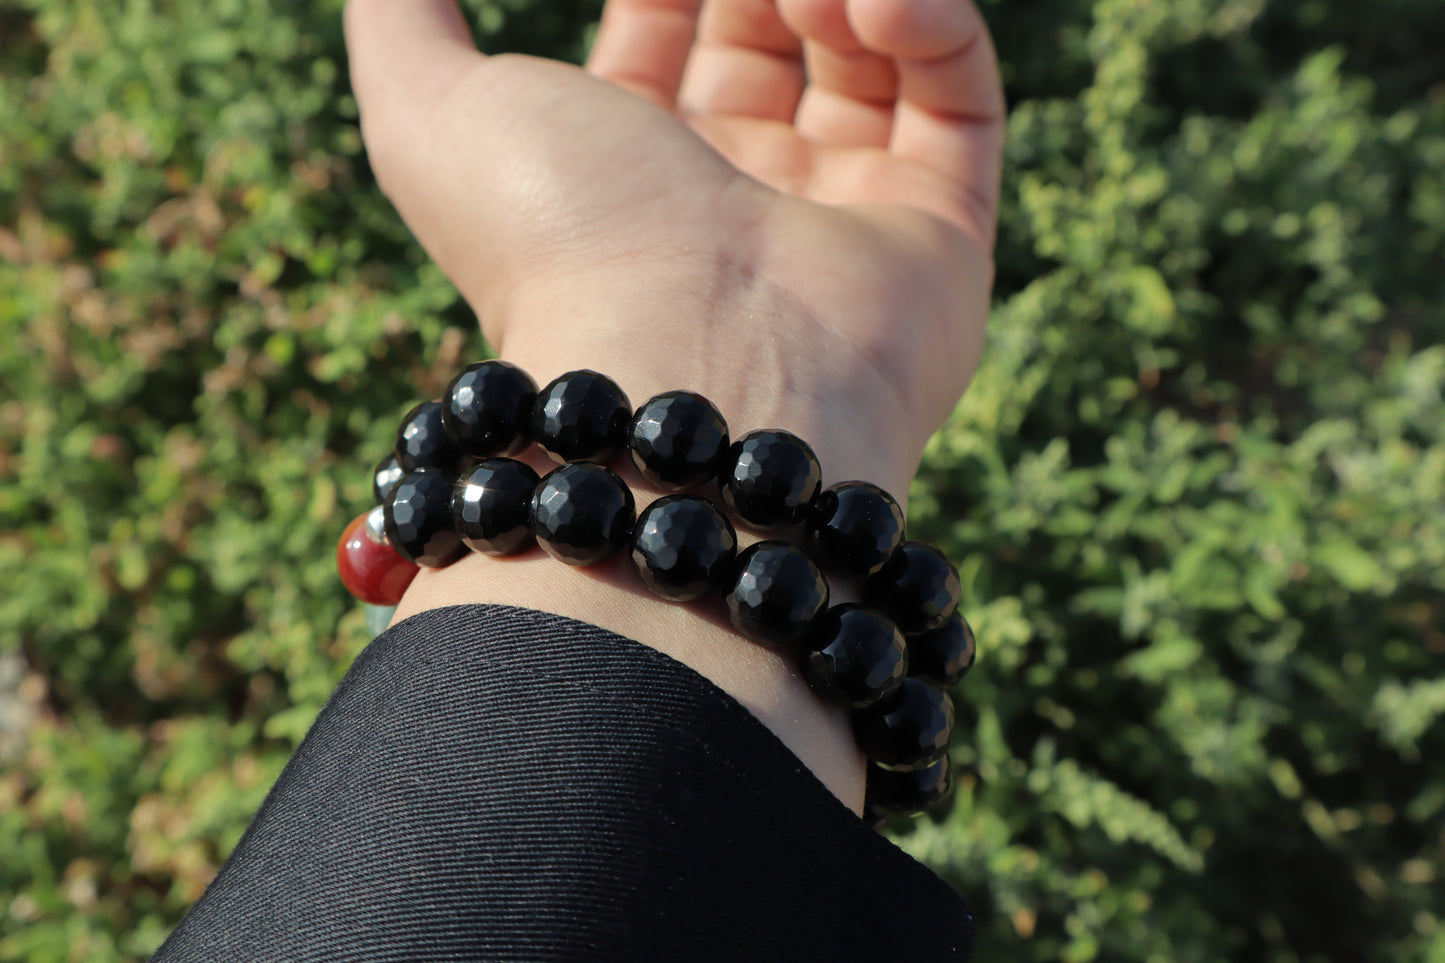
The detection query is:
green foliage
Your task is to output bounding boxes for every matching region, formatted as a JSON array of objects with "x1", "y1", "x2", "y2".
[{"x1": 1, "y1": 0, "x2": 1441, "y2": 960}]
